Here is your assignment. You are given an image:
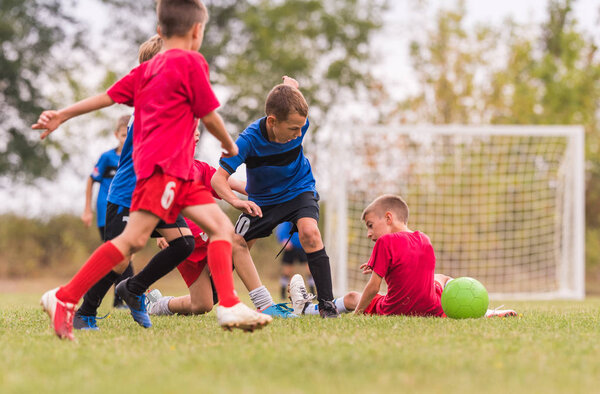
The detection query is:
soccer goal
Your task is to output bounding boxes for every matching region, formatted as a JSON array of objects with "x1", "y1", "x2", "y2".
[{"x1": 321, "y1": 125, "x2": 585, "y2": 300}]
